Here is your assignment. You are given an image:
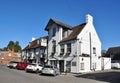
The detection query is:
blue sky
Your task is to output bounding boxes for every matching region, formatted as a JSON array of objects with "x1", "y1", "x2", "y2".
[{"x1": 0, "y1": 0, "x2": 120, "y2": 50}]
